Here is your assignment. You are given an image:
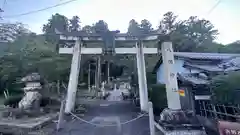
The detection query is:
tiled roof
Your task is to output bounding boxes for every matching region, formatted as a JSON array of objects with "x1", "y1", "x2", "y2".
[
  {"x1": 174, "y1": 52, "x2": 240, "y2": 60},
  {"x1": 178, "y1": 58, "x2": 240, "y2": 84},
  {"x1": 153, "y1": 52, "x2": 240, "y2": 73},
  {"x1": 21, "y1": 73, "x2": 41, "y2": 82},
  {"x1": 178, "y1": 73, "x2": 209, "y2": 85},
  {"x1": 175, "y1": 54, "x2": 240, "y2": 84},
  {"x1": 219, "y1": 57, "x2": 240, "y2": 68},
  {"x1": 184, "y1": 56, "x2": 240, "y2": 72},
  {"x1": 184, "y1": 63, "x2": 224, "y2": 72}
]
